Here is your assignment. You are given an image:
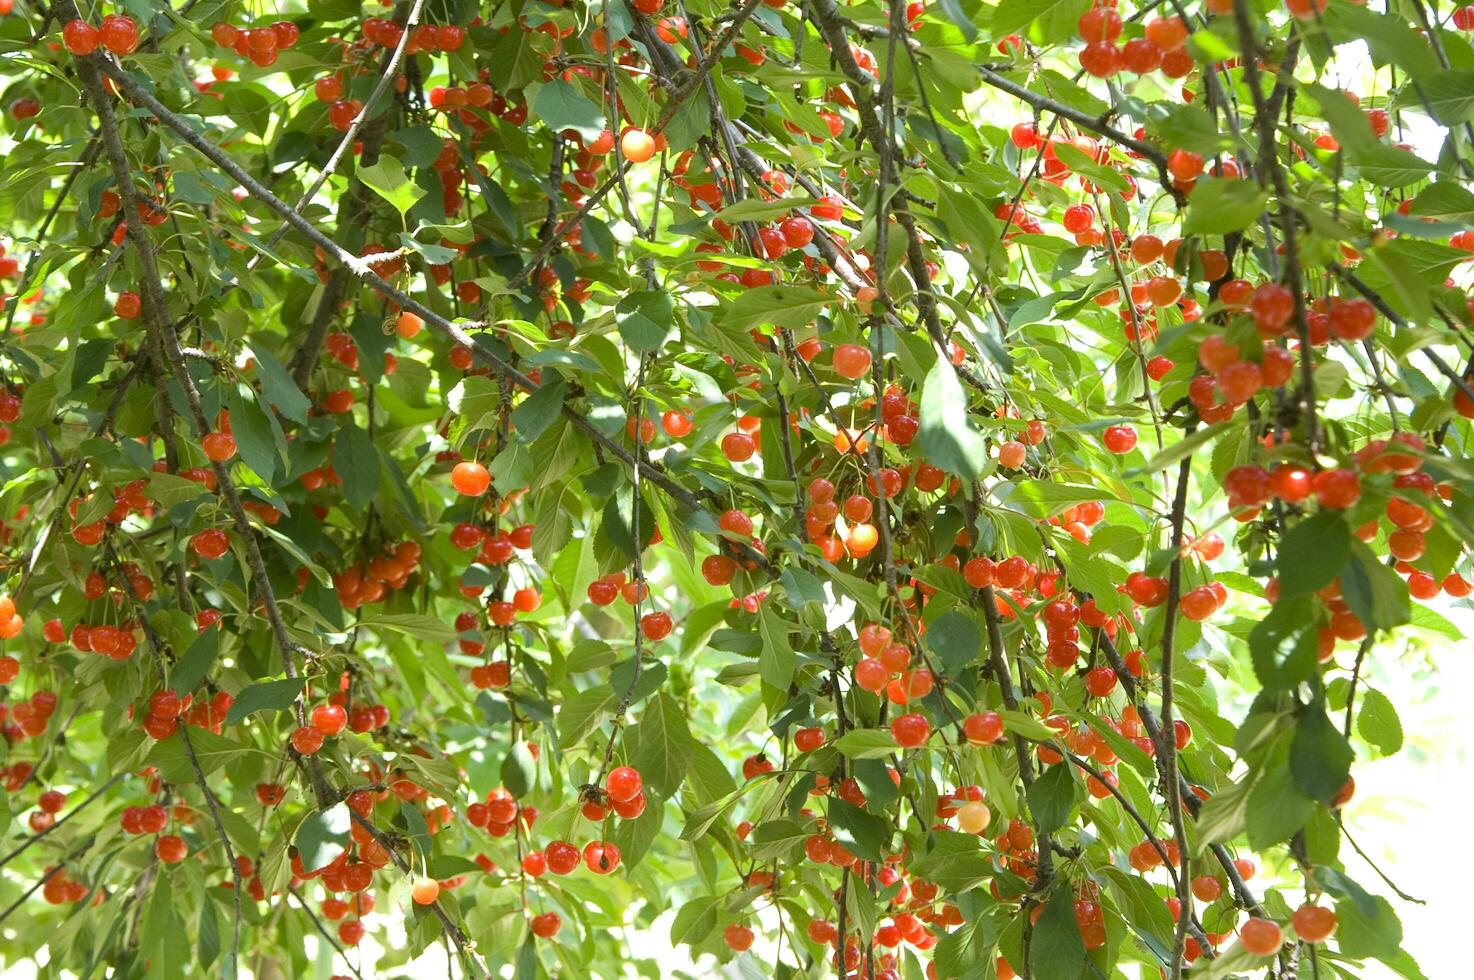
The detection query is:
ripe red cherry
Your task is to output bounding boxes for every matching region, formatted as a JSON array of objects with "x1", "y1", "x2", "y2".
[
  {"x1": 311, "y1": 703, "x2": 347, "y2": 736},
  {"x1": 202, "y1": 431, "x2": 236, "y2": 461},
  {"x1": 114, "y1": 292, "x2": 142, "y2": 320},
  {"x1": 606, "y1": 766, "x2": 642, "y2": 803},
  {"x1": 1291, "y1": 904, "x2": 1336, "y2": 942},
  {"x1": 99, "y1": 14, "x2": 139, "y2": 55},
  {"x1": 1102, "y1": 425, "x2": 1137, "y2": 454},
  {"x1": 583, "y1": 840, "x2": 621, "y2": 874},
  {"x1": 1084, "y1": 666, "x2": 1117, "y2": 697},
  {"x1": 723, "y1": 923, "x2": 755, "y2": 951},
  {"x1": 291, "y1": 726, "x2": 325, "y2": 755},
  {"x1": 1312, "y1": 468, "x2": 1360, "y2": 509},
  {"x1": 962, "y1": 711, "x2": 1003, "y2": 745},
  {"x1": 63, "y1": 19, "x2": 101, "y2": 55},
  {"x1": 721, "y1": 431, "x2": 755, "y2": 461},
  {"x1": 190, "y1": 529, "x2": 229, "y2": 560},
  {"x1": 450, "y1": 461, "x2": 491, "y2": 496},
  {"x1": 891, "y1": 713, "x2": 930, "y2": 748},
  {"x1": 155, "y1": 834, "x2": 189, "y2": 863},
  {"x1": 640, "y1": 611, "x2": 673, "y2": 640},
  {"x1": 545, "y1": 840, "x2": 580, "y2": 874},
  {"x1": 832, "y1": 344, "x2": 872, "y2": 380},
  {"x1": 1239, "y1": 917, "x2": 1283, "y2": 956},
  {"x1": 531, "y1": 911, "x2": 562, "y2": 938},
  {"x1": 794, "y1": 727, "x2": 825, "y2": 752},
  {"x1": 780, "y1": 215, "x2": 815, "y2": 248}
]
